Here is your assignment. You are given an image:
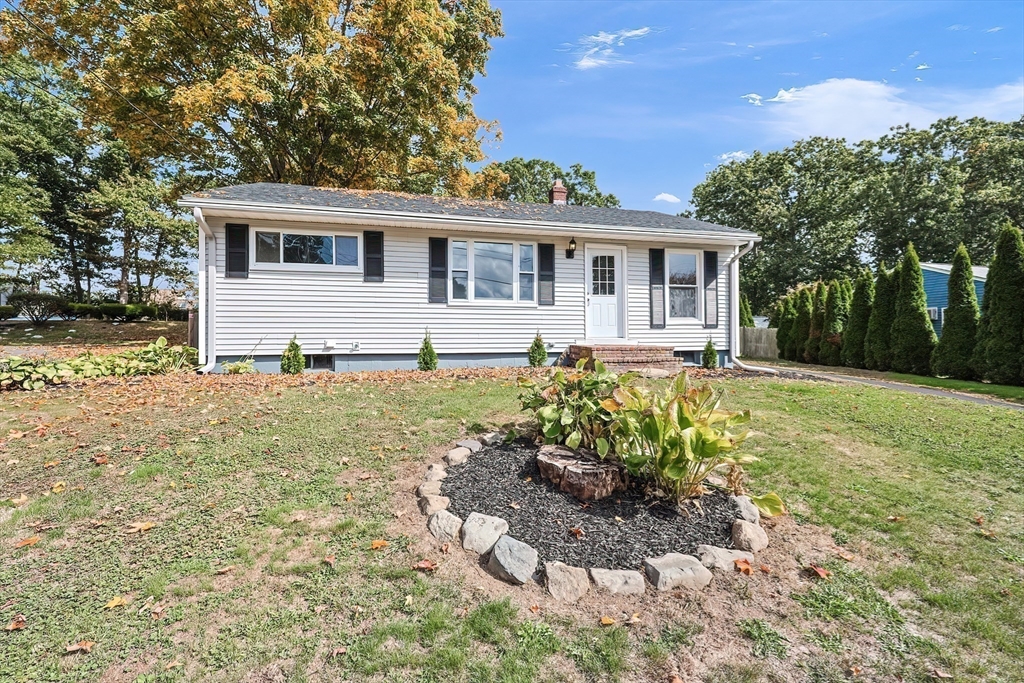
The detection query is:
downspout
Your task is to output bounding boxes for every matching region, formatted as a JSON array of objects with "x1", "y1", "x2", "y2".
[
  {"x1": 193, "y1": 208, "x2": 218, "y2": 374},
  {"x1": 726, "y1": 240, "x2": 778, "y2": 375}
]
